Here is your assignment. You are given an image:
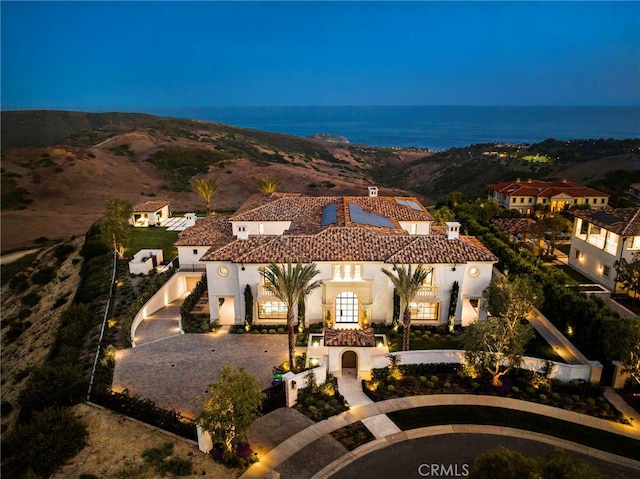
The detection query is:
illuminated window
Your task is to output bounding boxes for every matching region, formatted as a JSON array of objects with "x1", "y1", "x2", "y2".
[
  {"x1": 629, "y1": 236, "x2": 640, "y2": 250},
  {"x1": 409, "y1": 302, "x2": 439, "y2": 321},
  {"x1": 258, "y1": 224, "x2": 264, "y2": 235},
  {"x1": 336, "y1": 292, "x2": 358, "y2": 323},
  {"x1": 258, "y1": 302, "x2": 287, "y2": 319},
  {"x1": 410, "y1": 223, "x2": 418, "y2": 234},
  {"x1": 333, "y1": 264, "x2": 363, "y2": 280}
]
